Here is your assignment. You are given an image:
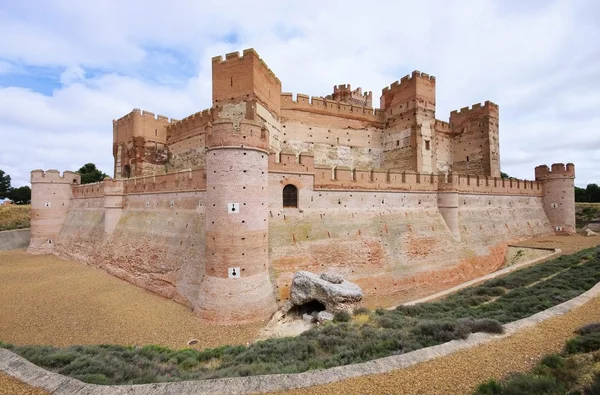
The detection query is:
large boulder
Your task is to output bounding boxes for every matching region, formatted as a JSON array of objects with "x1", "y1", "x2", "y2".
[{"x1": 290, "y1": 271, "x2": 363, "y2": 313}]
